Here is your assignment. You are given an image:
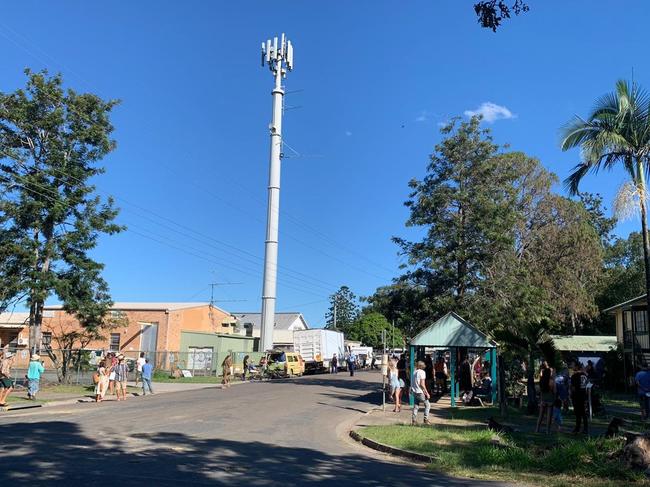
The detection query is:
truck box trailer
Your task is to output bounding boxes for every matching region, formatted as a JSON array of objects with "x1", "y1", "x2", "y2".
[{"x1": 293, "y1": 329, "x2": 345, "y2": 373}]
